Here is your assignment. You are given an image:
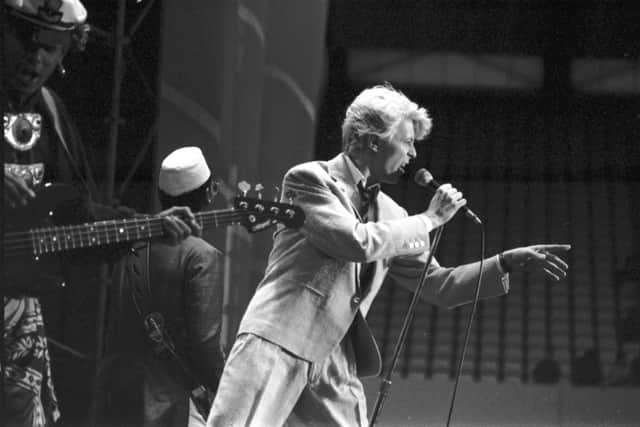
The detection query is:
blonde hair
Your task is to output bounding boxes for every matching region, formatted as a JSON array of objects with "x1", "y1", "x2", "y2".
[{"x1": 341, "y1": 84, "x2": 432, "y2": 153}]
